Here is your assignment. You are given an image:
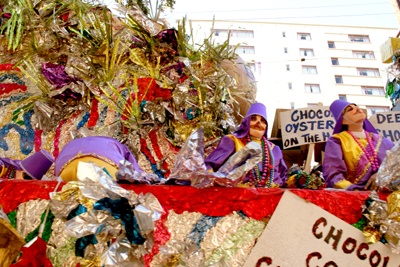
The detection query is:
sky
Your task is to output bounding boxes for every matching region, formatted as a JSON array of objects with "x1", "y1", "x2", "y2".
[{"x1": 161, "y1": 0, "x2": 400, "y2": 29}]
